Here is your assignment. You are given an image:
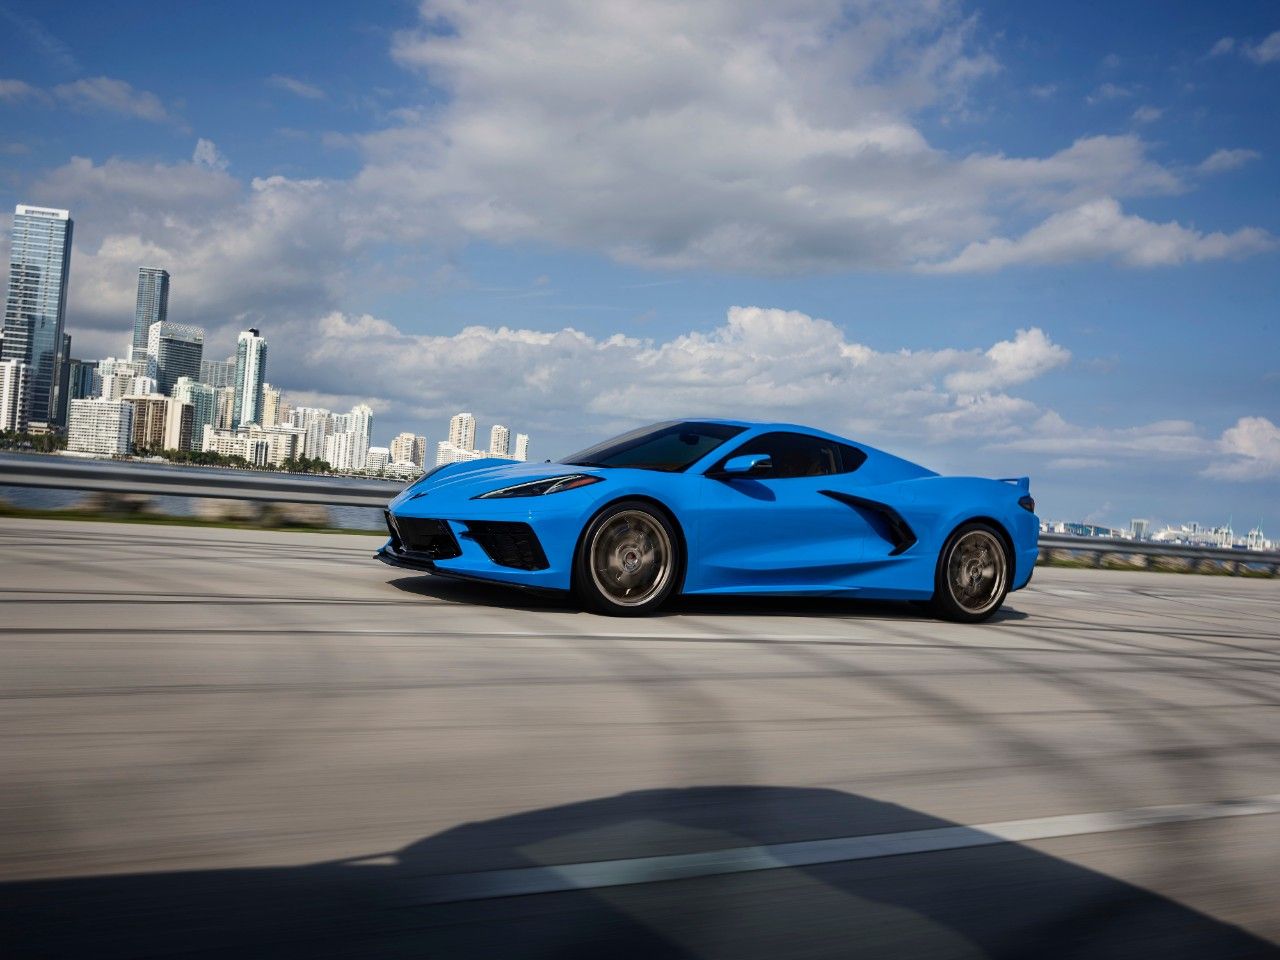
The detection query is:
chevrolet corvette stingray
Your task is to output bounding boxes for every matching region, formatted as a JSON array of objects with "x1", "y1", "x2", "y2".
[{"x1": 376, "y1": 420, "x2": 1038, "y2": 621}]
